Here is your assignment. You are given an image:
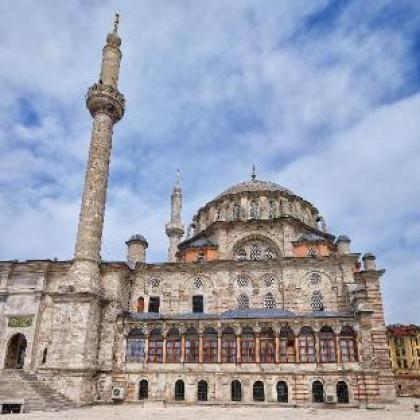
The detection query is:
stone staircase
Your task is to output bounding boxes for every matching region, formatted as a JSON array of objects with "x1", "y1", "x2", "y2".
[{"x1": 0, "y1": 369, "x2": 78, "y2": 412}]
